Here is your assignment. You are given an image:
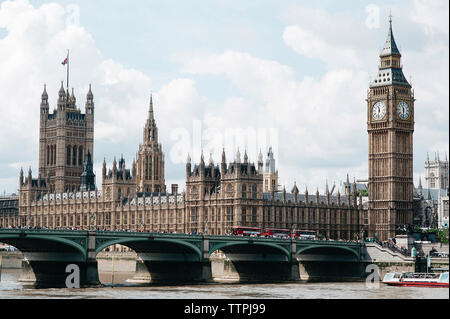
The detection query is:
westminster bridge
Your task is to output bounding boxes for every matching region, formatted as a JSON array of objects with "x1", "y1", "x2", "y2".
[{"x1": 0, "y1": 229, "x2": 363, "y2": 287}]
